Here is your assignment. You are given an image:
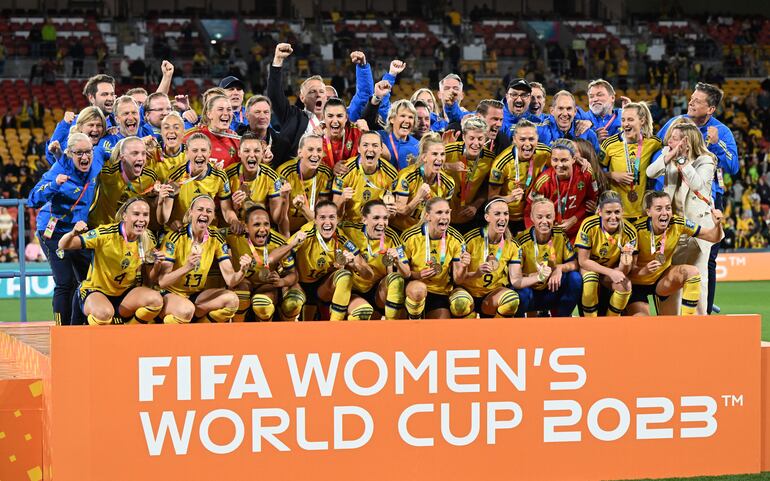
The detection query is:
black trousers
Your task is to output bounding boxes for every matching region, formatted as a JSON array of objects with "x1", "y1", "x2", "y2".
[
  {"x1": 707, "y1": 193, "x2": 724, "y2": 314},
  {"x1": 38, "y1": 231, "x2": 91, "y2": 325}
]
